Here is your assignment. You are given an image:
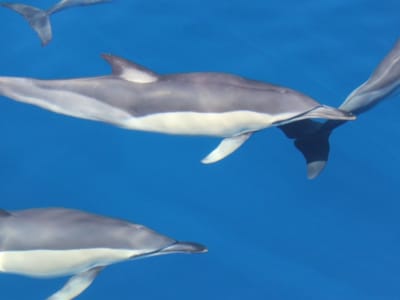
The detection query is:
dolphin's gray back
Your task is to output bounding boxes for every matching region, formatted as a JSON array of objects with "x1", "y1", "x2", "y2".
[
  {"x1": 32, "y1": 72, "x2": 321, "y2": 118},
  {"x1": 158, "y1": 73, "x2": 320, "y2": 116},
  {"x1": 0, "y1": 208, "x2": 174, "y2": 251}
]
